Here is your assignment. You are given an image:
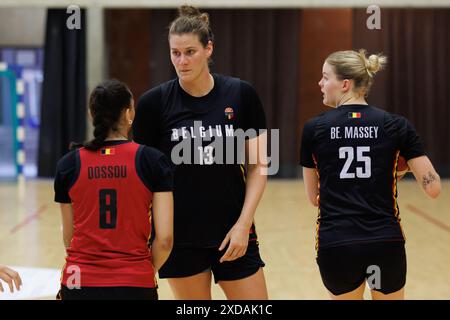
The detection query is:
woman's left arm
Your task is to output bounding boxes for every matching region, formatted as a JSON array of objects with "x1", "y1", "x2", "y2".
[{"x1": 219, "y1": 132, "x2": 268, "y2": 263}]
